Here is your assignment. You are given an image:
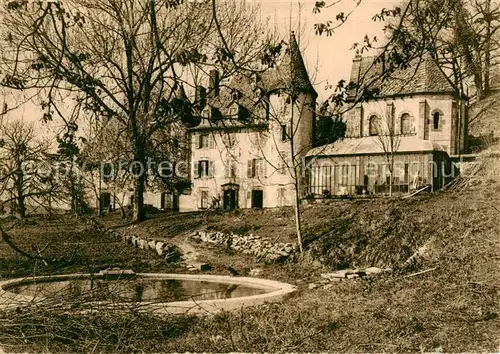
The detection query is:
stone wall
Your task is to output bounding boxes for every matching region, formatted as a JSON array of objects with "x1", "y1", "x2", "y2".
[
  {"x1": 82, "y1": 217, "x2": 181, "y2": 262},
  {"x1": 82, "y1": 217, "x2": 297, "y2": 266},
  {"x1": 190, "y1": 230, "x2": 298, "y2": 264}
]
